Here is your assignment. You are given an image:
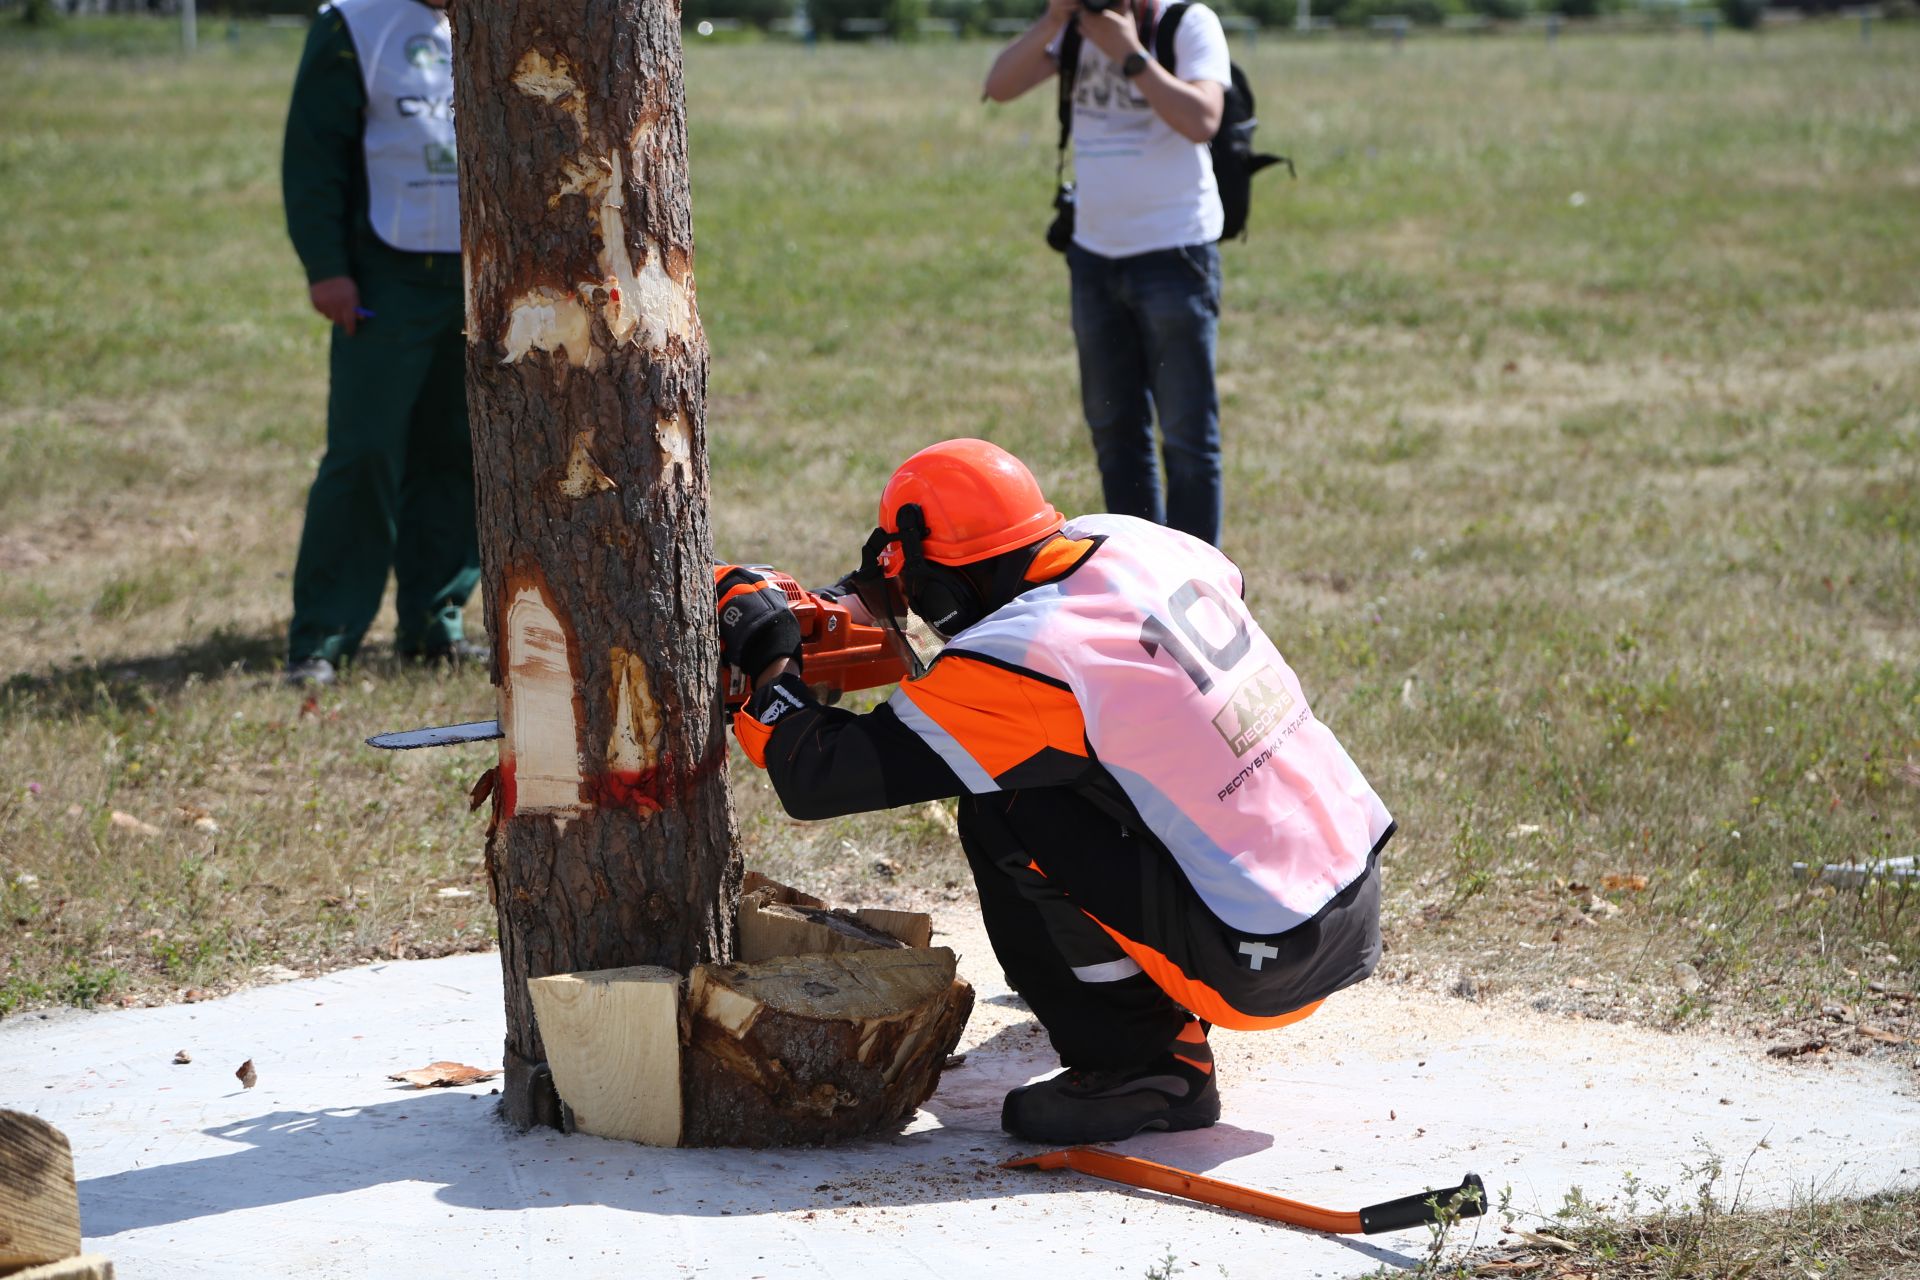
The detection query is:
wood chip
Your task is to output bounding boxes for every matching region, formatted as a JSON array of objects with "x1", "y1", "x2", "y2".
[
  {"x1": 1512, "y1": 1228, "x2": 1578, "y2": 1252},
  {"x1": 1766, "y1": 1040, "x2": 1829, "y2": 1059},
  {"x1": 1858, "y1": 1023, "x2": 1916, "y2": 1046},
  {"x1": 109, "y1": 810, "x2": 161, "y2": 837},
  {"x1": 172, "y1": 1050, "x2": 191, "y2": 1065},
  {"x1": 1601, "y1": 873, "x2": 1648, "y2": 892},
  {"x1": 236, "y1": 1058, "x2": 257, "y2": 1088},
  {"x1": 387, "y1": 1061, "x2": 501, "y2": 1089}
]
